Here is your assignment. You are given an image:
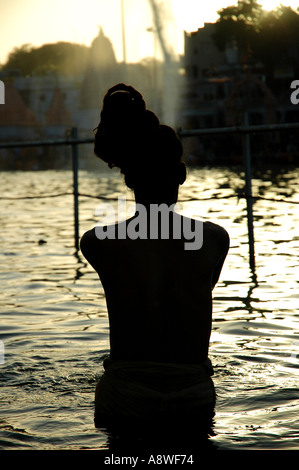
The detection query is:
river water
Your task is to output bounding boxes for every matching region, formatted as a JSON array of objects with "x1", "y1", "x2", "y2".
[{"x1": 0, "y1": 165, "x2": 298, "y2": 451}]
